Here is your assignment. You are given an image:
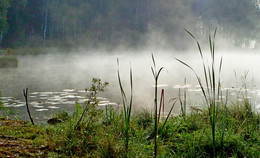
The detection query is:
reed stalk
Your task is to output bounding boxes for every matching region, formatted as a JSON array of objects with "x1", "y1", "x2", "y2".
[
  {"x1": 151, "y1": 54, "x2": 164, "y2": 157},
  {"x1": 158, "y1": 89, "x2": 164, "y2": 124},
  {"x1": 158, "y1": 98, "x2": 177, "y2": 136},
  {"x1": 117, "y1": 58, "x2": 133, "y2": 153}
]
